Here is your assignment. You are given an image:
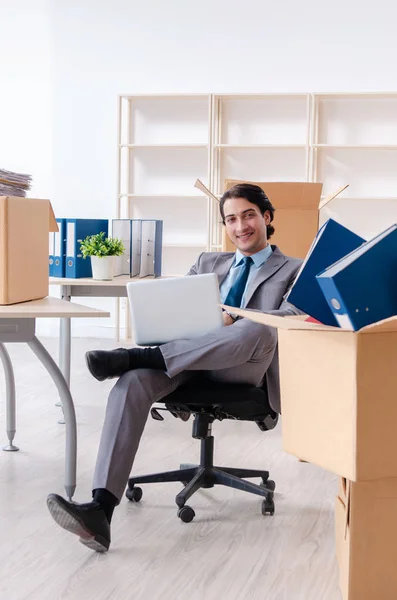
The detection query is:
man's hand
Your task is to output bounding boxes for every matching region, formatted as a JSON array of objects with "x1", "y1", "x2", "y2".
[{"x1": 222, "y1": 311, "x2": 235, "y2": 326}]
